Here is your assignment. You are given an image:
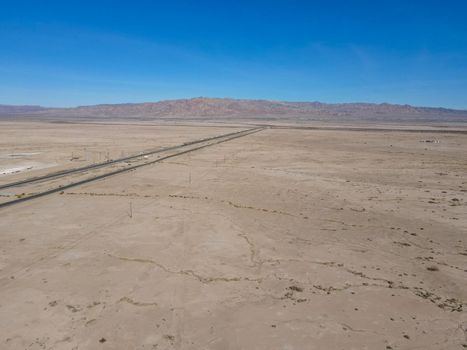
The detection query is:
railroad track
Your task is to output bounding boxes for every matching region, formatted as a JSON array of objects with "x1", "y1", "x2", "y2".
[
  {"x1": 0, "y1": 127, "x2": 264, "y2": 209},
  {"x1": 0, "y1": 127, "x2": 259, "y2": 191},
  {"x1": 262, "y1": 125, "x2": 467, "y2": 134}
]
